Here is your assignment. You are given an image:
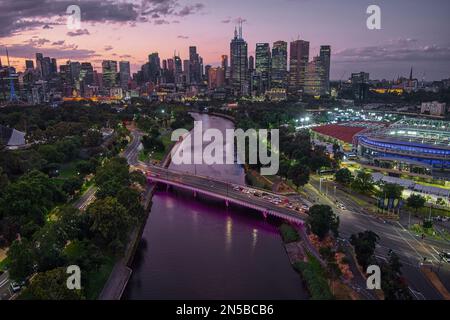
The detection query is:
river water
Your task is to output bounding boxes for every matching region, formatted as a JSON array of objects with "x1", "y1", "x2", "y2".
[{"x1": 123, "y1": 114, "x2": 308, "y2": 300}]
